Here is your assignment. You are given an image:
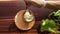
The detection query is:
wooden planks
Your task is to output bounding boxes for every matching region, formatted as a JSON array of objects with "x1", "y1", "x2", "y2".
[
  {"x1": 0, "y1": 16, "x2": 38, "y2": 34},
  {"x1": 0, "y1": 0, "x2": 56, "y2": 34},
  {"x1": 0, "y1": 29, "x2": 38, "y2": 34},
  {"x1": 0, "y1": 32, "x2": 21, "y2": 34},
  {"x1": 0, "y1": 16, "x2": 41, "y2": 31}
]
